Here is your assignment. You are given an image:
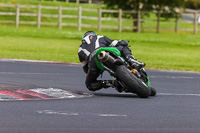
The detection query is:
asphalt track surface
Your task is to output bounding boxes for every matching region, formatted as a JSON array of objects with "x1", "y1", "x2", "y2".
[{"x1": 0, "y1": 60, "x2": 200, "y2": 133}]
